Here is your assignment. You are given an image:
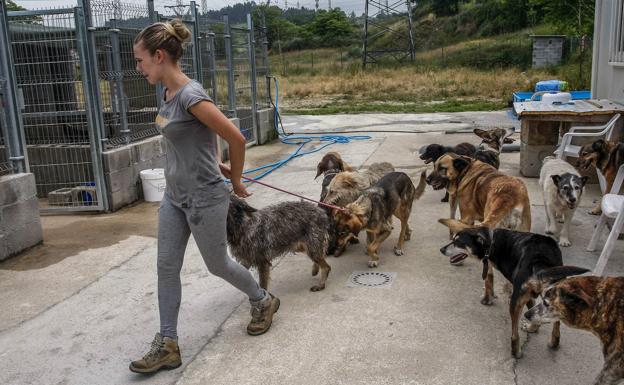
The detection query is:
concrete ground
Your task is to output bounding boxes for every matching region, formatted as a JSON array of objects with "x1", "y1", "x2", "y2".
[{"x1": 1, "y1": 110, "x2": 622, "y2": 385}]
